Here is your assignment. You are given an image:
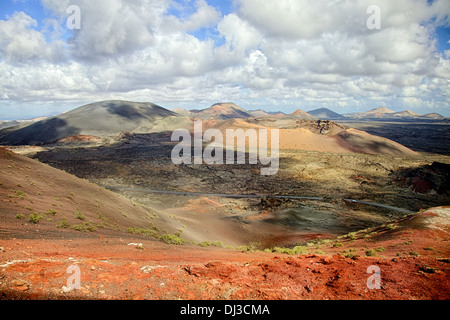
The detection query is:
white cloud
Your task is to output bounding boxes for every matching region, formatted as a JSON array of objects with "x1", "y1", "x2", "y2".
[
  {"x1": 237, "y1": 0, "x2": 349, "y2": 39},
  {"x1": 1, "y1": 0, "x2": 450, "y2": 118},
  {"x1": 165, "y1": 0, "x2": 222, "y2": 32},
  {"x1": 217, "y1": 13, "x2": 262, "y2": 54},
  {"x1": 0, "y1": 12, "x2": 65, "y2": 63},
  {"x1": 67, "y1": 0, "x2": 155, "y2": 59}
]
